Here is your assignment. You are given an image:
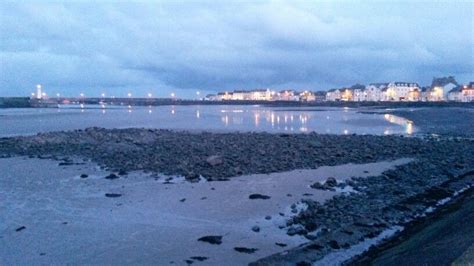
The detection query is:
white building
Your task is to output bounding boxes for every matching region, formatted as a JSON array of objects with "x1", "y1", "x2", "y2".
[
  {"x1": 461, "y1": 83, "x2": 474, "y2": 102},
  {"x1": 250, "y1": 89, "x2": 272, "y2": 101},
  {"x1": 232, "y1": 90, "x2": 252, "y2": 100},
  {"x1": 365, "y1": 83, "x2": 387, "y2": 101},
  {"x1": 325, "y1": 89, "x2": 342, "y2": 101},
  {"x1": 447, "y1": 87, "x2": 462, "y2": 101},
  {"x1": 384, "y1": 82, "x2": 420, "y2": 101},
  {"x1": 353, "y1": 88, "x2": 366, "y2": 101},
  {"x1": 299, "y1": 91, "x2": 316, "y2": 101},
  {"x1": 429, "y1": 78, "x2": 458, "y2": 101},
  {"x1": 276, "y1": 90, "x2": 299, "y2": 101}
]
